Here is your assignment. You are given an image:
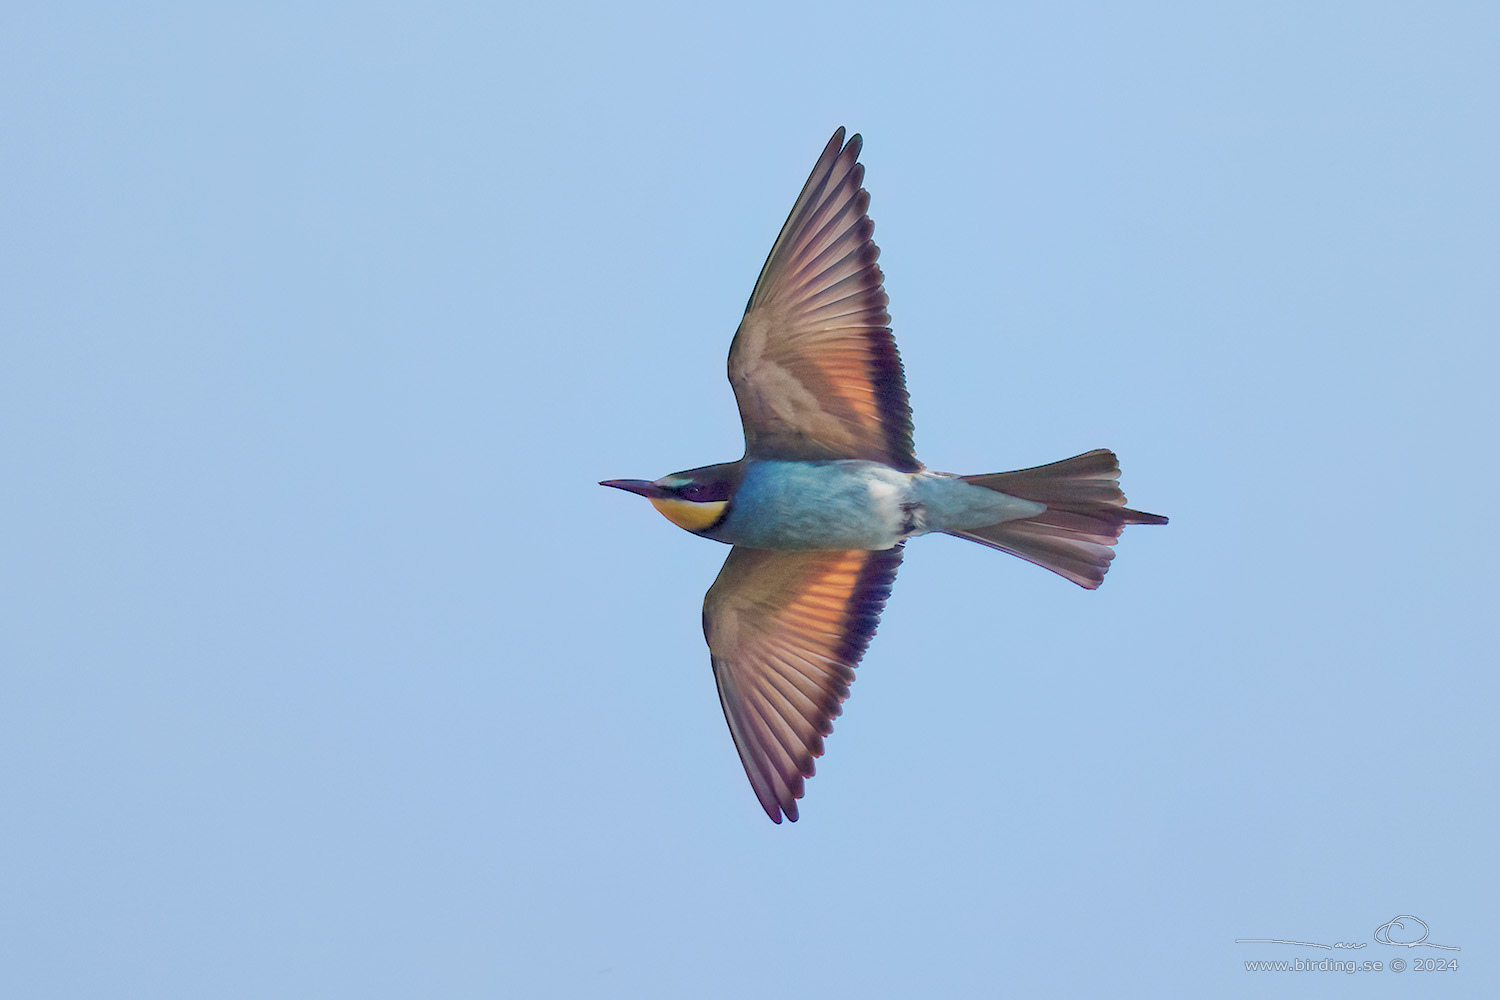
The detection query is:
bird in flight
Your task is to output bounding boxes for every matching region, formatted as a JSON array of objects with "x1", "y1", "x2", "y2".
[{"x1": 602, "y1": 128, "x2": 1166, "y2": 823}]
